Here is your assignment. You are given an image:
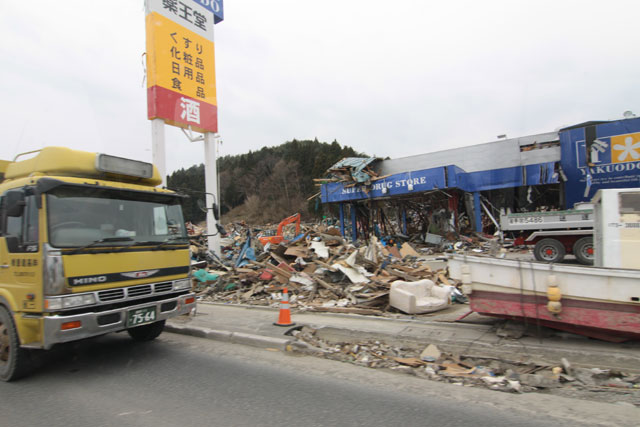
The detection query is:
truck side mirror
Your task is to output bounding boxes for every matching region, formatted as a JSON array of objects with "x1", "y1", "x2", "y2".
[
  {"x1": 197, "y1": 198, "x2": 219, "y2": 221},
  {"x1": 215, "y1": 223, "x2": 226, "y2": 236},
  {"x1": 5, "y1": 191, "x2": 26, "y2": 217}
]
